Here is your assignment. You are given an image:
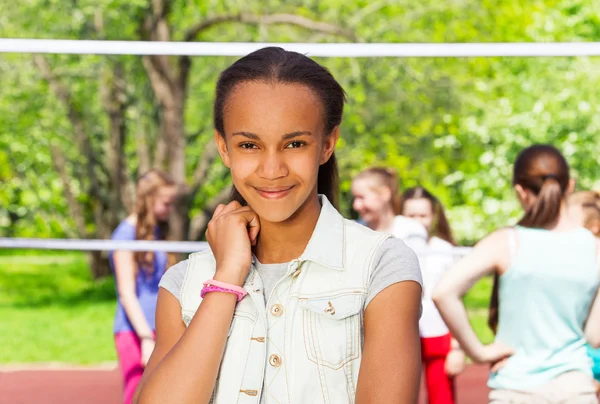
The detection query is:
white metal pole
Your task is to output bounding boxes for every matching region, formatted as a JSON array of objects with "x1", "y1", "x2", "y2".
[{"x1": 0, "y1": 39, "x2": 599, "y2": 57}]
